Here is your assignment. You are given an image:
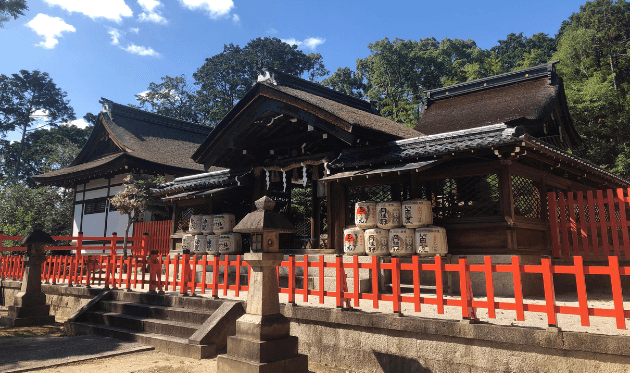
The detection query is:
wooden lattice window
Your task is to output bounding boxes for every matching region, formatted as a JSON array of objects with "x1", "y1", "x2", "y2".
[
  {"x1": 425, "y1": 174, "x2": 501, "y2": 221},
  {"x1": 512, "y1": 175, "x2": 542, "y2": 219},
  {"x1": 176, "y1": 204, "x2": 212, "y2": 232}
]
